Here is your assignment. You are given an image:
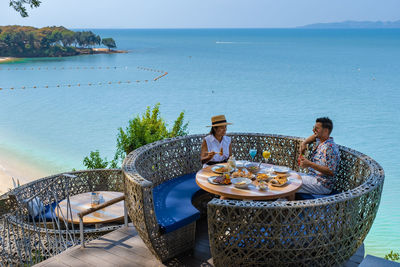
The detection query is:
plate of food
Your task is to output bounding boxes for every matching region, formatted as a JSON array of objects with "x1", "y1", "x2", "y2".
[
  {"x1": 235, "y1": 160, "x2": 247, "y2": 168},
  {"x1": 208, "y1": 175, "x2": 231, "y2": 185},
  {"x1": 232, "y1": 168, "x2": 254, "y2": 179},
  {"x1": 211, "y1": 165, "x2": 229, "y2": 174},
  {"x1": 231, "y1": 178, "x2": 252, "y2": 189},
  {"x1": 244, "y1": 162, "x2": 261, "y2": 174},
  {"x1": 269, "y1": 176, "x2": 289, "y2": 187},
  {"x1": 272, "y1": 166, "x2": 291, "y2": 174},
  {"x1": 256, "y1": 173, "x2": 269, "y2": 181}
]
